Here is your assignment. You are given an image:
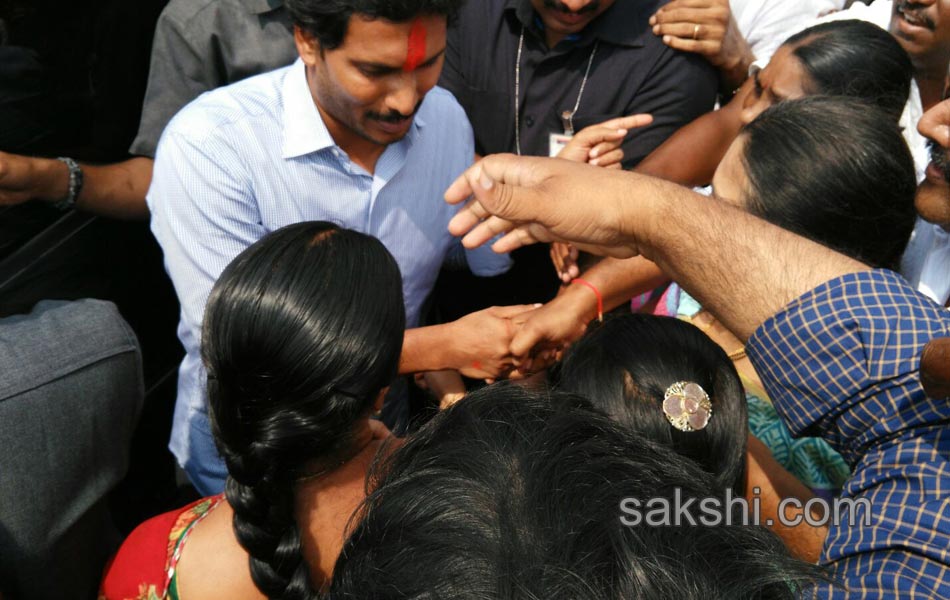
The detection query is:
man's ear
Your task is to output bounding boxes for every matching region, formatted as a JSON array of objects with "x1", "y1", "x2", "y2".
[{"x1": 294, "y1": 25, "x2": 322, "y2": 66}]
